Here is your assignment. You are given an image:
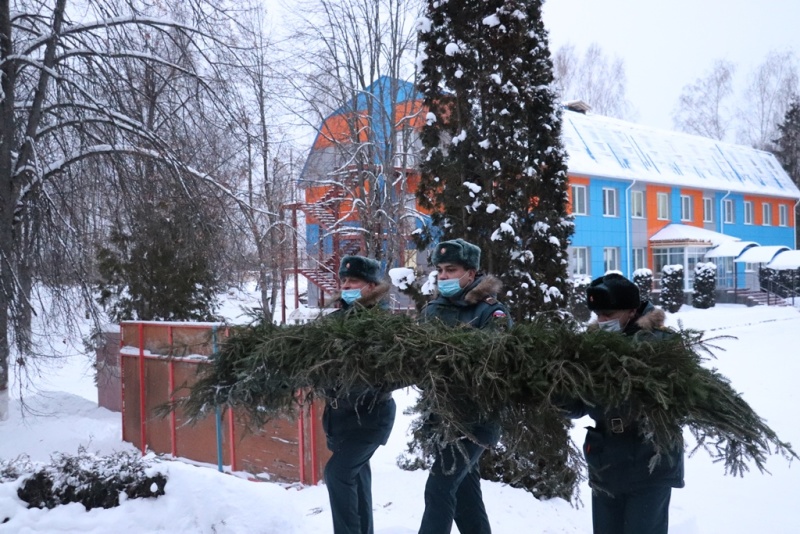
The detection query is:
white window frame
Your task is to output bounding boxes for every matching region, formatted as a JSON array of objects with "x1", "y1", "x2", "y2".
[
  {"x1": 603, "y1": 247, "x2": 620, "y2": 273},
  {"x1": 571, "y1": 185, "x2": 588, "y2": 216},
  {"x1": 680, "y1": 195, "x2": 692, "y2": 222},
  {"x1": 762, "y1": 203, "x2": 772, "y2": 226},
  {"x1": 703, "y1": 197, "x2": 713, "y2": 223},
  {"x1": 603, "y1": 188, "x2": 618, "y2": 217},
  {"x1": 744, "y1": 201, "x2": 753, "y2": 225},
  {"x1": 779, "y1": 204, "x2": 789, "y2": 227},
  {"x1": 657, "y1": 192, "x2": 670, "y2": 220},
  {"x1": 630, "y1": 190, "x2": 644, "y2": 218},
  {"x1": 570, "y1": 247, "x2": 590, "y2": 277},
  {"x1": 723, "y1": 199, "x2": 735, "y2": 224},
  {"x1": 633, "y1": 247, "x2": 647, "y2": 271}
]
